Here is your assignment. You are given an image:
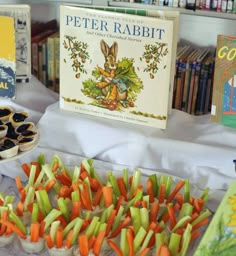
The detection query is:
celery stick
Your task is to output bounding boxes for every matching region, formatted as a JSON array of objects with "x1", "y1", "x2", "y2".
[
  {"x1": 3, "y1": 195, "x2": 14, "y2": 206},
  {"x1": 71, "y1": 190, "x2": 80, "y2": 202},
  {"x1": 120, "y1": 228, "x2": 128, "y2": 256},
  {"x1": 108, "y1": 172, "x2": 121, "y2": 197},
  {"x1": 99, "y1": 223, "x2": 107, "y2": 232},
  {"x1": 122, "y1": 168, "x2": 129, "y2": 191},
  {"x1": 0, "y1": 193, "x2": 5, "y2": 202},
  {"x1": 140, "y1": 208, "x2": 149, "y2": 230},
  {"x1": 191, "y1": 208, "x2": 212, "y2": 226},
  {"x1": 83, "y1": 177, "x2": 92, "y2": 203},
  {"x1": 31, "y1": 203, "x2": 39, "y2": 223},
  {"x1": 37, "y1": 154, "x2": 45, "y2": 170},
  {"x1": 72, "y1": 166, "x2": 80, "y2": 185},
  {"x1": 71, "y1": 217, "x2": 84, "y2": 245},
  {"x1": 184, "y1": 179, "x2": 190, "y2": 203},
  {"x1": 42, "y1": 164, "x2": 61, "y2": 193},
  {"x1": 130, "y1": 207, "x2": 141, "y2": 235},
  {"x1": 178, "y1": 203, "x2": 193, "y2": 220},
  {"x1": 143, "y1": 195, "x2": 150, "y2": 209},
  {"x1": 39, "y1": 189, "x2": 52, "y2": 215},
  {"x1": 165, "y1": 176, "x2": 173, "y2": 198},
  {"x1": 0, "y1": 206, "x2": 8, "y2": 216},
  {"x1": 100, "y1": 204, "x2": 114, "y2": 223},
  {"x1": 155, "y1": 232, "x2": 165, "y2": 253},
  {"x1": 93, "y1": 221, "x2": 101, "y2": 237},
  {"x1": 81, "y1": 159, "x2": 91, "y2": 174},
  {"x1": 50, "y1": 220, "x2": 60, "y2": 243},
  {"x1": 124, "y1": 189, "x2": 143, "y2": 213},
  {"x1": 63, "y1": 217, "x2": 80, "y2": 238},
  {"x1": 57, "y1": 197, "x2": 70, "y2": 222},
  {"x1": 139, "y1": 229, "x2": 153, "y2": 252},
  {"x1": 169, "y1": 232, "x2": 181, "y2": 255},
  {"x1": 23, "y1": 186, "x2": 35, "y2": 211},
  {"x1": 28, "y1": 164, "x2": 37, "y2": 187},
  {"x1": 43, "y1": 209, "x2": 61, "y2": 231},
  {"x1": 35, "y1": 190, "x2": 46, "y2": 217},
  {"x1": 149, "y1": 174, "x2": 158, "y2": 197},
  {"x1": 172, "y1": 216, "x2": 191, "y2": 232},
  {"x1": 134, "y1": 226, "x2": 146, "y2": 253},
  {"x1": 85, "y1": 216, "x2": 100, "y2": 239},
  {"x1": 179, "y1": 223, "x2": 192, "y2": 256},
  {"x1": 34, "y1": 168, "x2": 45, "y2": 188},
  {"x1": 201, "y1": 187, "x2": 210, "y2": 204},
  {"x1": 130, "y1": 169, "x2": 141, "y2": 197},
  {"x1": 9, "y1": 211, "x2": 27, "y2": 235},
  {"x1": 112, "y1": 206, "x2": 124, "y2": 232}
]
